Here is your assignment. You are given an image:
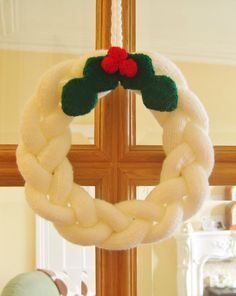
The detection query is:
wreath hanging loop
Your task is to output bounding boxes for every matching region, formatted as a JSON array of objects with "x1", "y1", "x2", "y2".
[{"x1": 16, "y1": 47, "x2": 214, "y2": 250}]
